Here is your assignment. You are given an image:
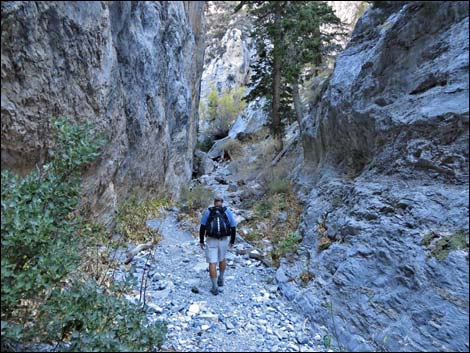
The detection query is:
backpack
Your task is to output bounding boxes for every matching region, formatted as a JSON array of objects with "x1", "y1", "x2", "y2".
[{"x1": 206, "y1": 206, "x2": 231, "y2": 239}]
